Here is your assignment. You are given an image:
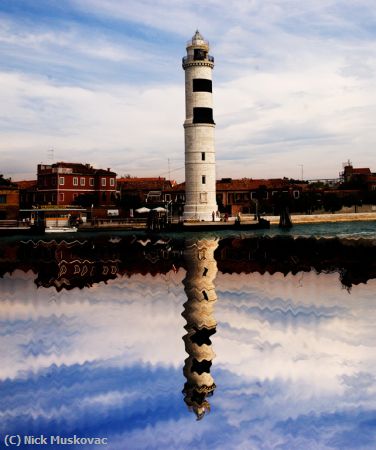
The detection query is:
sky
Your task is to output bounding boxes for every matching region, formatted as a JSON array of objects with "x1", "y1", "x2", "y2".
[{"x1": 1, "y1": 0, "x2": 376, "y2": 182}]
